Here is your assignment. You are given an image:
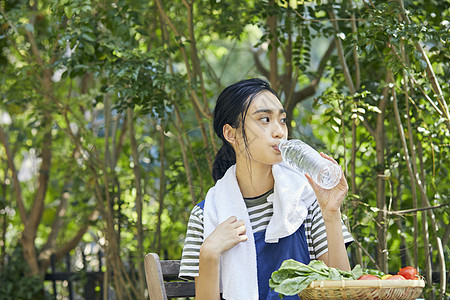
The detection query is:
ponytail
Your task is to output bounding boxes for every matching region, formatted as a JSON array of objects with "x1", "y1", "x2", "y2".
[{"x1": 212, "y1": 143, "x2": 236, "y2": 182}]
